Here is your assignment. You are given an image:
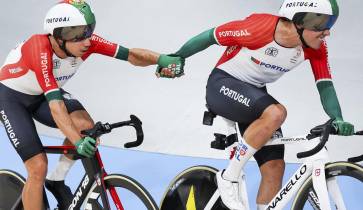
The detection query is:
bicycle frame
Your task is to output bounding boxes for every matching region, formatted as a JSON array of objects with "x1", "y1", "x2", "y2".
[
  {"x1": 44, "y1": 145, "x2": 125, "y2": 210},
  {"x1": 204, "y1": 135, "x2": 346, "y2": 210},
  {"x1": 262, "y1": 137, "x2": 336, "y2": 210},
  {"x1": 12, "y1": 115, "x2": 144, "y2": 210},
  {"x1": 203, "y1": 116, "x2": 357, "y2": 210}
]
